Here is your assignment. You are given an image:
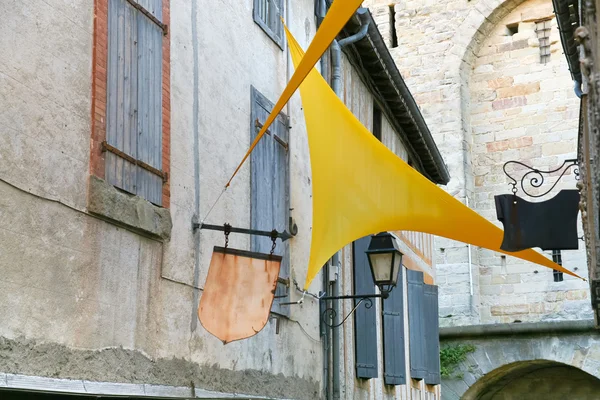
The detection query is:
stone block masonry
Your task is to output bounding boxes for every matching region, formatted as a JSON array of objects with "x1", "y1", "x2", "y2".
[{"x1": 364, "y1": 0, "x2": 590, "y2": 327}]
